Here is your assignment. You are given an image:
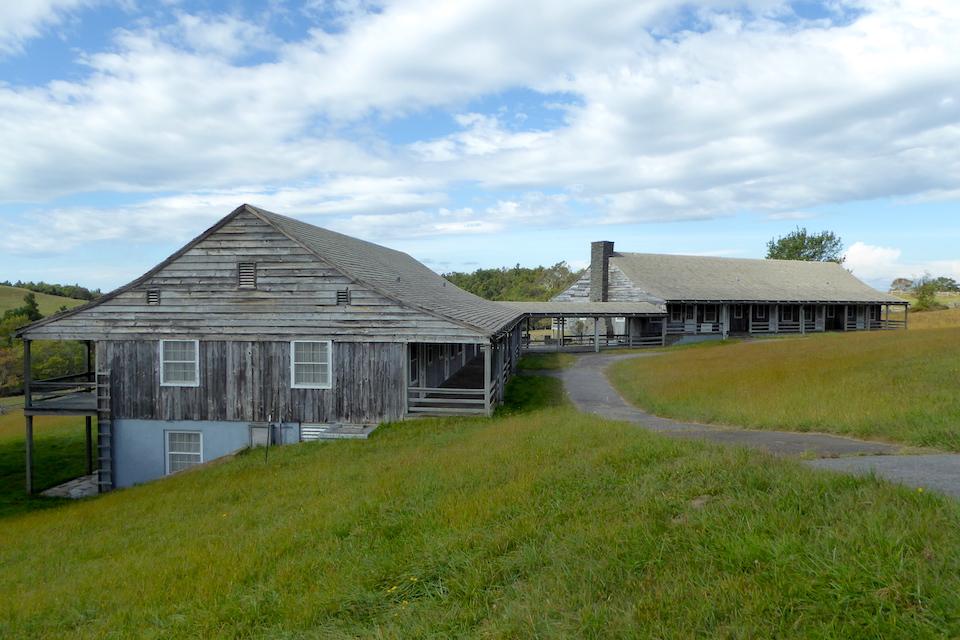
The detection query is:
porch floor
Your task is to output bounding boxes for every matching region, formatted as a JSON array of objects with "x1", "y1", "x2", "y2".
[{"x1": 26, "y1": 390, "x2": 97, "y2": 415}]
